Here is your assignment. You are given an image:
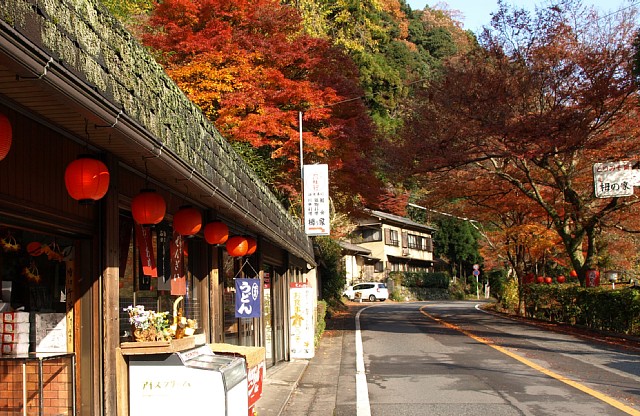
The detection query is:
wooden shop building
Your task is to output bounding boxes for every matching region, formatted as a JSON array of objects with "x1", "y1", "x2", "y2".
[{"x1": 0, "y1": 0, "x2": 317, "y2": 414}]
